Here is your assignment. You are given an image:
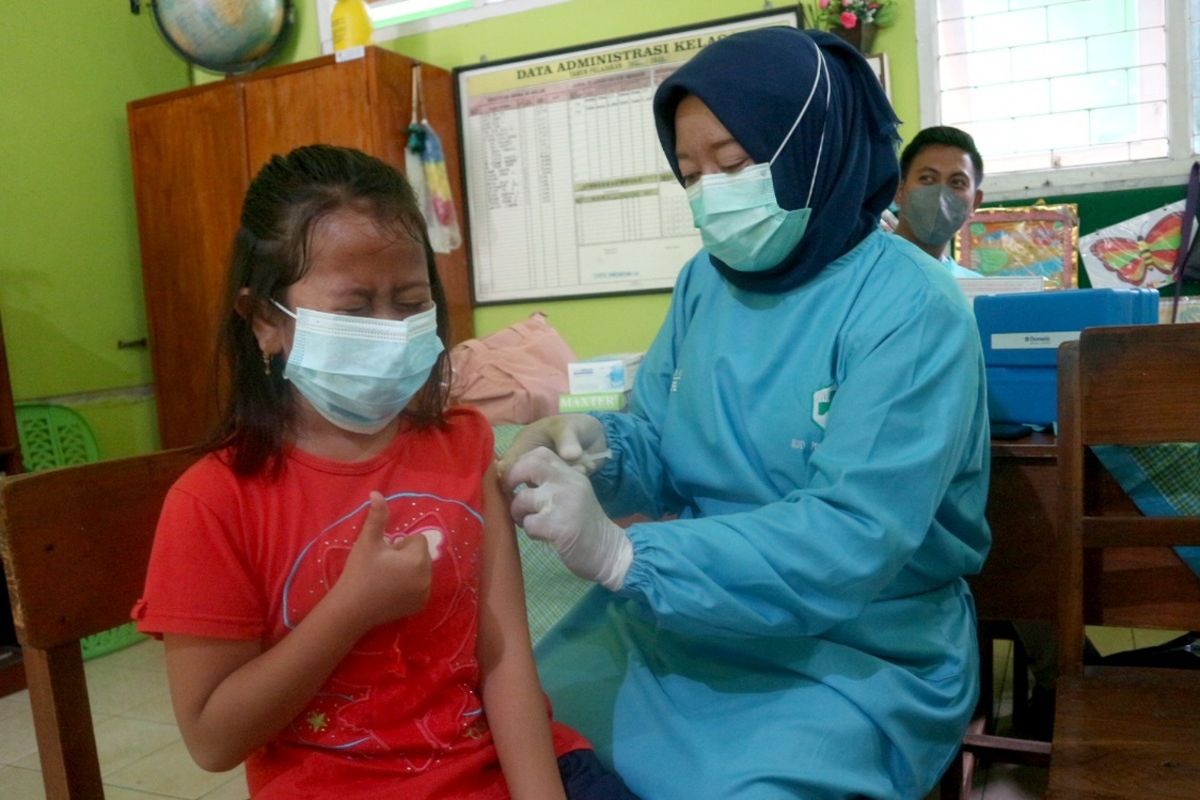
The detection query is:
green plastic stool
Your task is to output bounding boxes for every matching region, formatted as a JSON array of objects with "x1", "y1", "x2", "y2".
[
  {"x1": 15, "y1": 403, "x2": 100, "y2": 472},
  {"x1": 14, "y1": 403, "x2": 144, "y2": 660}
]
